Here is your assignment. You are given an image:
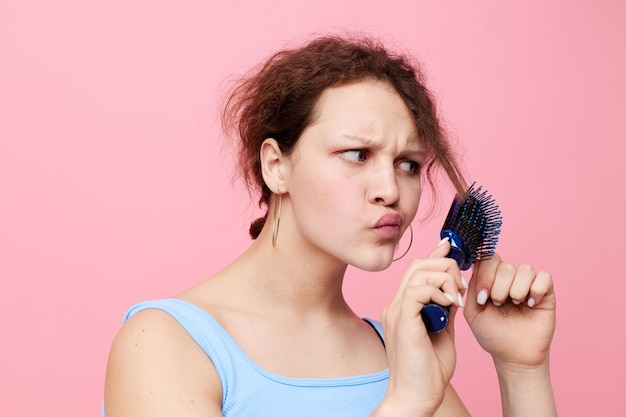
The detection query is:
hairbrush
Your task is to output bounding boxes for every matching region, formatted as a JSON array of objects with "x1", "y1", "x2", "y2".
[{"x1": 421, "y1": 182, "x2": 503, "y2": 332}]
